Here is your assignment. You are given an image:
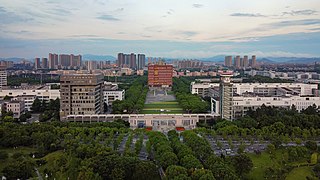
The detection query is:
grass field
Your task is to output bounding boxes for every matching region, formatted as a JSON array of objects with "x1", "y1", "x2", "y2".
[
  {"x1": 286, "y1": 166, "x2": 313, "y2": 180},
  {"x1": 142, "y1": 101, "x2": 184, "y2": 114},
  {"x1": 248, "y1": 149, "x2": 315, "y2": 180},
  {"x1": 248, "y1": 151, "x2": 274, "y2": 179}
]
